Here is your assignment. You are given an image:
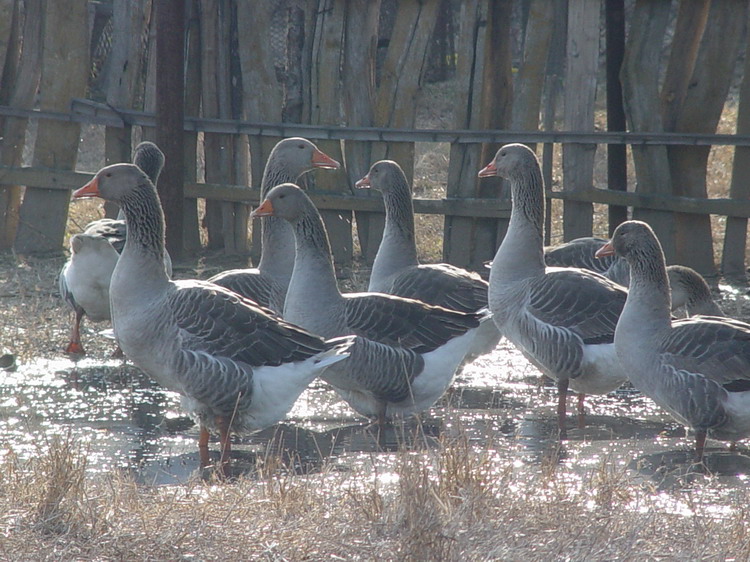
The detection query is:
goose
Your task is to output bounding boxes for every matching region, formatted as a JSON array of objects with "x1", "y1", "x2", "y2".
[
  {"x1": 60, "y1": 141, "x2": 170, "y2": 354},
  {"x1": 72, "y1": 164, "x2": 353, "y2": 469},
  {"x1": 544, "y1": 237, "x2": 630, "y2": 286},
  {"x1": 596, "y1": 220, "x2": 750, "y2": 461},
  {"x1": 208, "y1": 137, "x2": 340, "y2": 313},
  {"x1": 356, "y1": 160, "x2": 501, "y2": 361},
  {"x1": 58, "y1": 234, "x2": 120, "y2": 353},
  {"x1": 667, "y1": 264, "x2": 724, "y2": 317},
  {"x1": 252, "y1": 183, "x2": 486, "y2": 423},
  {"x1": 545, "y1": 237, "x2": 723, "y2": 317},
  {"x1": 478, "y1": 144, "x2": 628, "y2": 439}
]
